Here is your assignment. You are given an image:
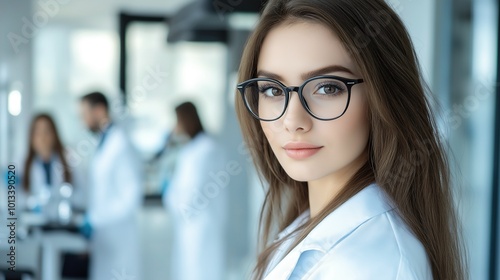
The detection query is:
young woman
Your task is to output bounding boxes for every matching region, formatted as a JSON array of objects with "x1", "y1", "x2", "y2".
[
  {"x1": 235, "y1": 0, "x2": 466, "y2": 279},
  {"x1": 23, "y1": 113, "x2": 72, "y2": 211}
]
